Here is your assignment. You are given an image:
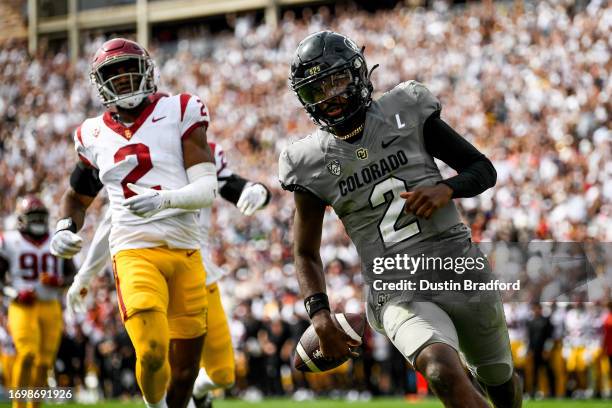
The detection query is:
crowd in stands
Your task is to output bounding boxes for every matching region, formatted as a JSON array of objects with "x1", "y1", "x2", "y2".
[{"x1": 0, "y1": 0, "x2": 610, "y2": 401}]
